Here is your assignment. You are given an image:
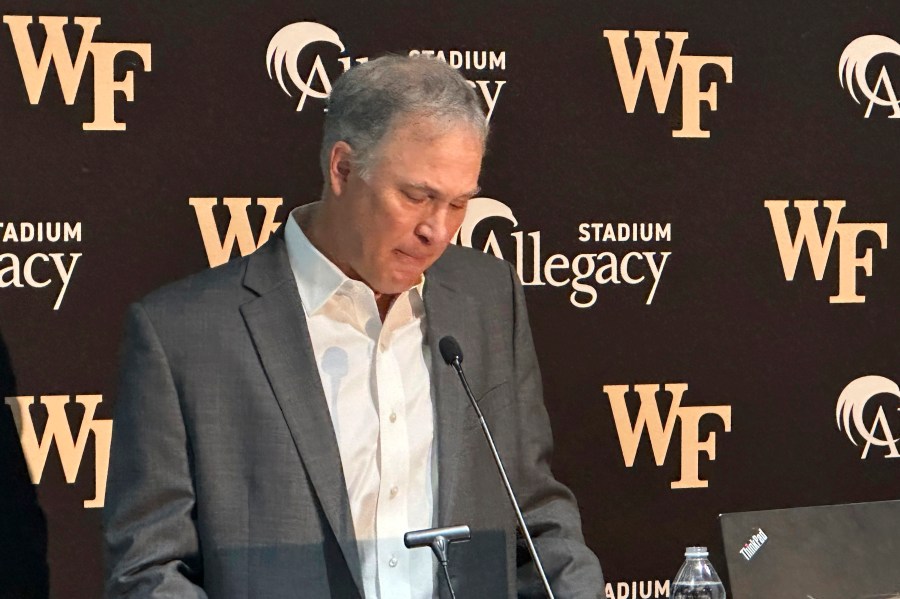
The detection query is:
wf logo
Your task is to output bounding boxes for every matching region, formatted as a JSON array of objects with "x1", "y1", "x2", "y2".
[
  {"x1": 189, "y1": 197, "x2": 284, "y2": 267},
  {"x1": 5, "y1": 394, "x2": 112, "y2": 508},
  {"x1": 604, "y1": 383, "x2": 731, "y2": 489},
  {"x1": 603, "y1": 30, "x2": 733, "y2": 138},
  {"x1": 765, "y1": 200, "x2": 888, "y2": 303},
  {"x1": 3, "y1": 15, "x2": 151, "y2": 130}
]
